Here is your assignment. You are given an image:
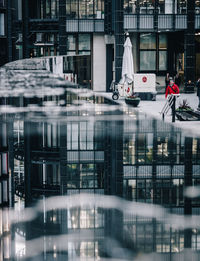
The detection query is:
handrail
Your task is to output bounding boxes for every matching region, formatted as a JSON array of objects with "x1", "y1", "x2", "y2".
[{"x1": 160, "y1": 94, "x2": 180, "y2": 122}]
